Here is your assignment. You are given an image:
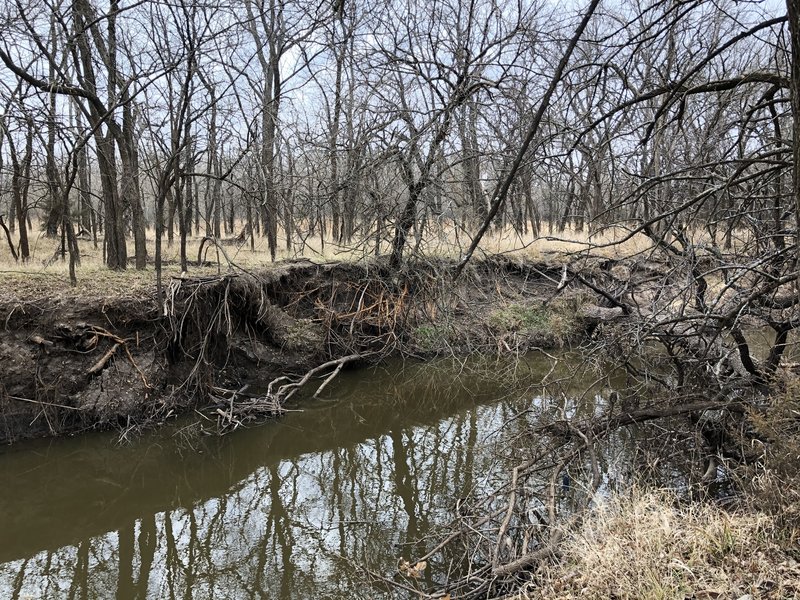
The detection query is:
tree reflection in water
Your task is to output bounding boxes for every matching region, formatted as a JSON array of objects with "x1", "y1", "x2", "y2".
[{"x1": 0, "y1": 356, "x2": 622, "y2": 599}]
